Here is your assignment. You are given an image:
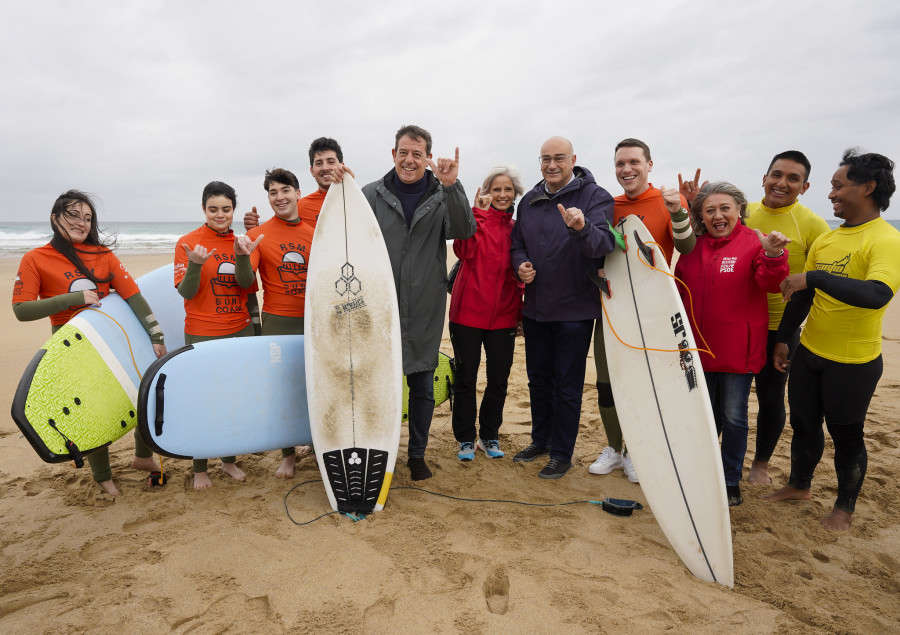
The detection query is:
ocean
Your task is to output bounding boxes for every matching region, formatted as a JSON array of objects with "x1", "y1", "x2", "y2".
[{"x1": 2, "y1": 219, "x2": 900, "y2": 258}]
